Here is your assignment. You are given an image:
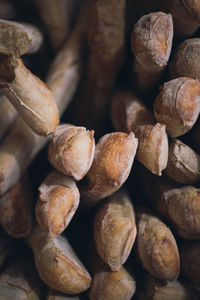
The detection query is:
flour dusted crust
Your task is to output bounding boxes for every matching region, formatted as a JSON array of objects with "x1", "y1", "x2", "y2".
[
  {"x1": 154, "y1": 77, "x2": 200, "y2": 138},
  {"x1": 111, "y1": 90, "x2": 168, "y2": 175},
  {"x1": 27, "y1": 226, "x2": 91, "y2": 294},
  {"x1": 94, "y1": 190, "x2": 136, "y2": 271},
  {"x1": 0, "y1": 19, "x2": 43, "y2": 56},
  {"x1": 137, "y1": 211, "x2": 180, "y2": 281},
  {"x1": 36, "y1": 171, "x2": 80, "y2": 237},
  {"x1": 48, "y1": 125, "x2": 95, "y2": 180}
]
